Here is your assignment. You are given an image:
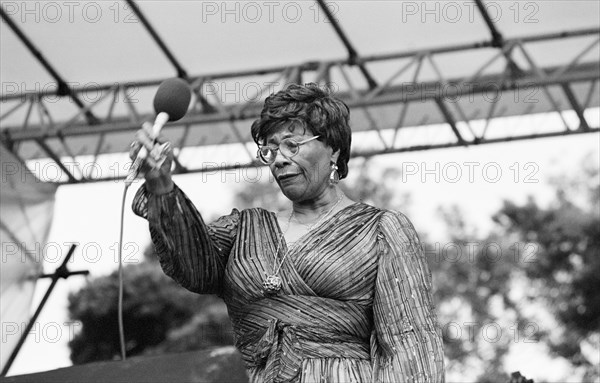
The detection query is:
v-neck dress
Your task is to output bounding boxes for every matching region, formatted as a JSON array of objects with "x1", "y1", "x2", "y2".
[{"x1": 132, "y1": 184, "x2": 445, "y2": 383}]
